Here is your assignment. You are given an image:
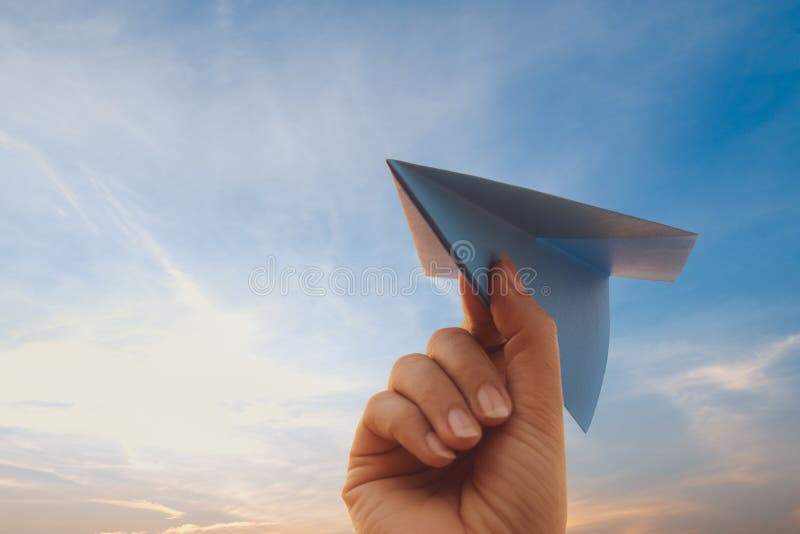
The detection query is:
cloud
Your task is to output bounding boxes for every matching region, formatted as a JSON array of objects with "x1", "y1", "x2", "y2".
[
  {"x1": 568, "y1": 495, "x2": 700, "y2": 533},
  {"x1": 569, "y1": 329, "x2": 800, "y2": 532},
  {"x1": 13, "y1": 400, "x2": 74, "y2": 409},
  {"x1": 656, "y1": 334, "x2": 800, "y2": 394},
  {"x1": 0, "y1": 129, "x2": 96, "y2": 230},
  {"x1": 650, "y1": 333, "x2": 800, "y2": 482},
  {"x1": 0, "y1": 478, "x2": 32, "y2": 489},
  {"x1": 88, "y1": 499, "x2": 185, "y2": 520},
  {"x1": 0, "y1": 129, "x2": 364, "y2": 532},
  {"x1": 161, "y1": 522, "x2": 277, "y2": 534},
  {"x1": 0, "y1": 134, "x2": 365, "y2": 455}
]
